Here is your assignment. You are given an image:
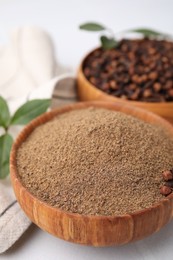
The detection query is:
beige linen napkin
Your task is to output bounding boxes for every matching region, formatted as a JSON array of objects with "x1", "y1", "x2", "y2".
[
  {"x1": 0, "y1": 26, "x2": 77, "y2": 254},
  {"x1": 0, "y1": 182, "x2": 31, "y2": 254}
]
